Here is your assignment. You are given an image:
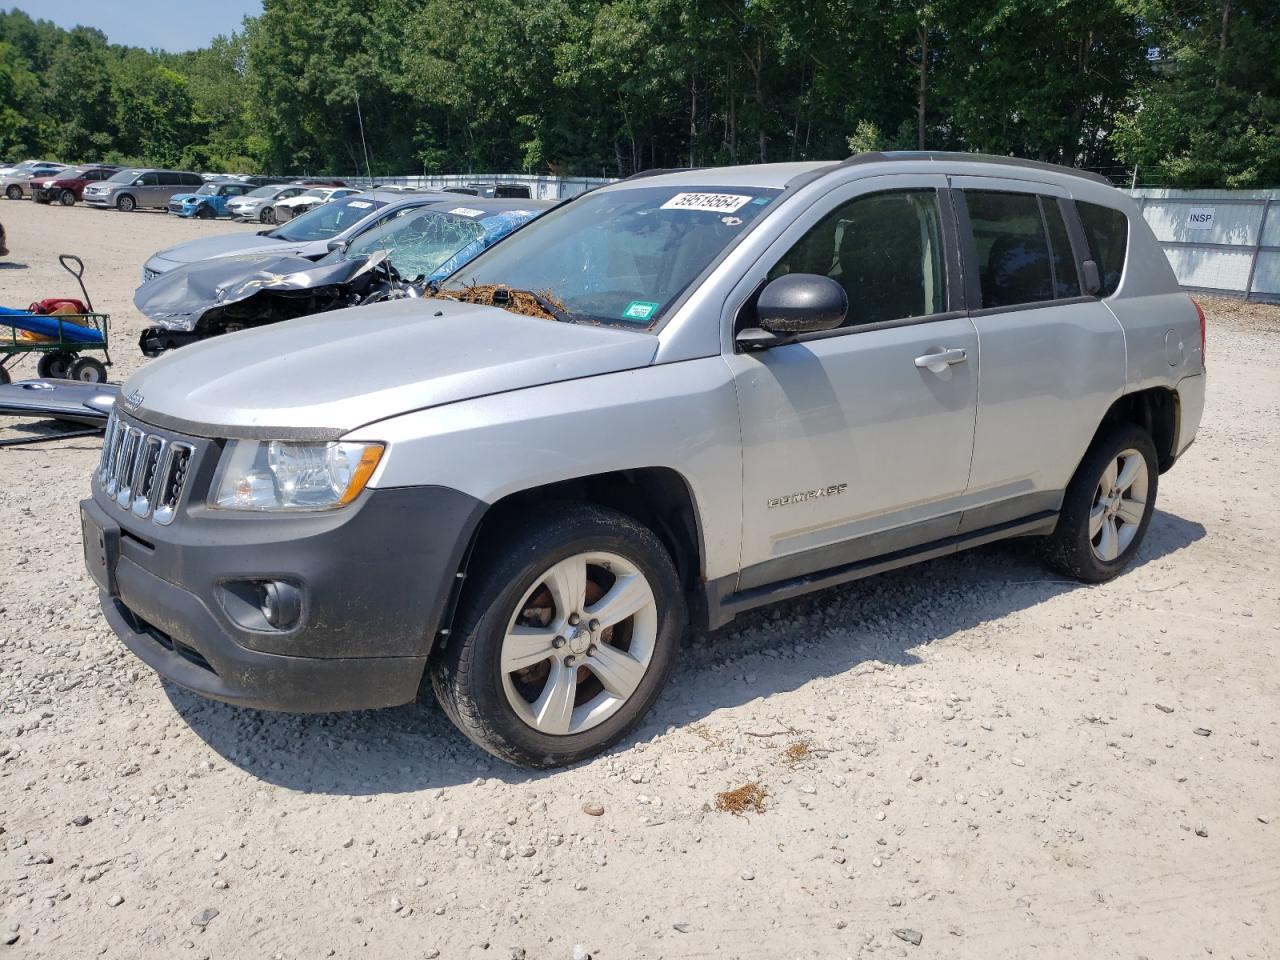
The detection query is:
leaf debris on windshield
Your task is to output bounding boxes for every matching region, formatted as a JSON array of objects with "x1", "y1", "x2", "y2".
[{"x1": 431, "y1": 283, "x2": 569, "y2": 322}]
